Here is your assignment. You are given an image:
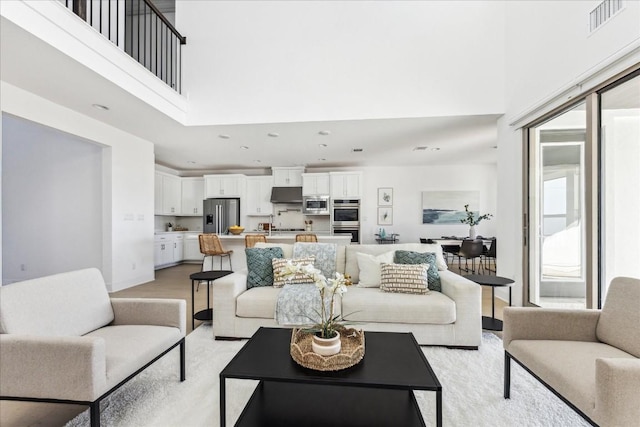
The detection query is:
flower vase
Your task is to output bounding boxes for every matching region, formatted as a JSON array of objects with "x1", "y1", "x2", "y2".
[
  {"x1": 469, "y1": 225, "x2": 477, "y2": 239},
  {"x1": 311, "y1": 331, "x2": 341, "y2": 356},
  {"x1": 305, "y1": 224, "x2": 312, "y2": 232}
]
